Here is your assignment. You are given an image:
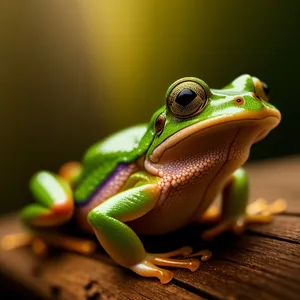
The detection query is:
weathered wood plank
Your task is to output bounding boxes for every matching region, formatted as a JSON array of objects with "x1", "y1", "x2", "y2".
[
  {"x1": 0, "y1": 214, "x2": 203, "y2": 300},
  {"x1": 1, "y1": 156, "x2": 300, "y2": 299},
  {"x1": 172, "y1": 234, "x2": 300, "y2": 300},
  {"x1": 248, "y1": 215, "x2": 300, "y2": 243},
  {"x1": 1, "y1": 213, "x2": 300, "y2": 300}
]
